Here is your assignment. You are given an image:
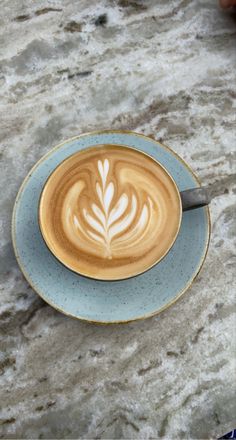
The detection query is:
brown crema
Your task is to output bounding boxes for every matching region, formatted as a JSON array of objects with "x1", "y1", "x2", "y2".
[{"x1": 39, "y1": 145, "x2": 181, "y2": 280}]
